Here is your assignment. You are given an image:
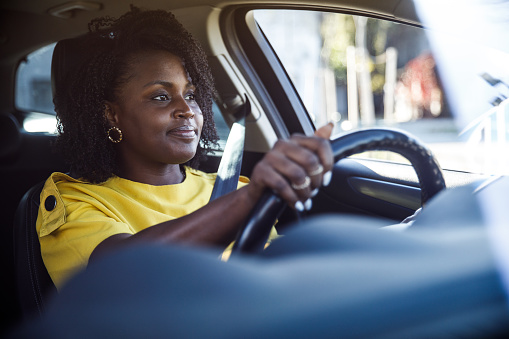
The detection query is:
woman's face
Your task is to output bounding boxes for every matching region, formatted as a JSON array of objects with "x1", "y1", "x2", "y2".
[{"x1": 108, "y1": 50, "x2": 203, "y2": 170}]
